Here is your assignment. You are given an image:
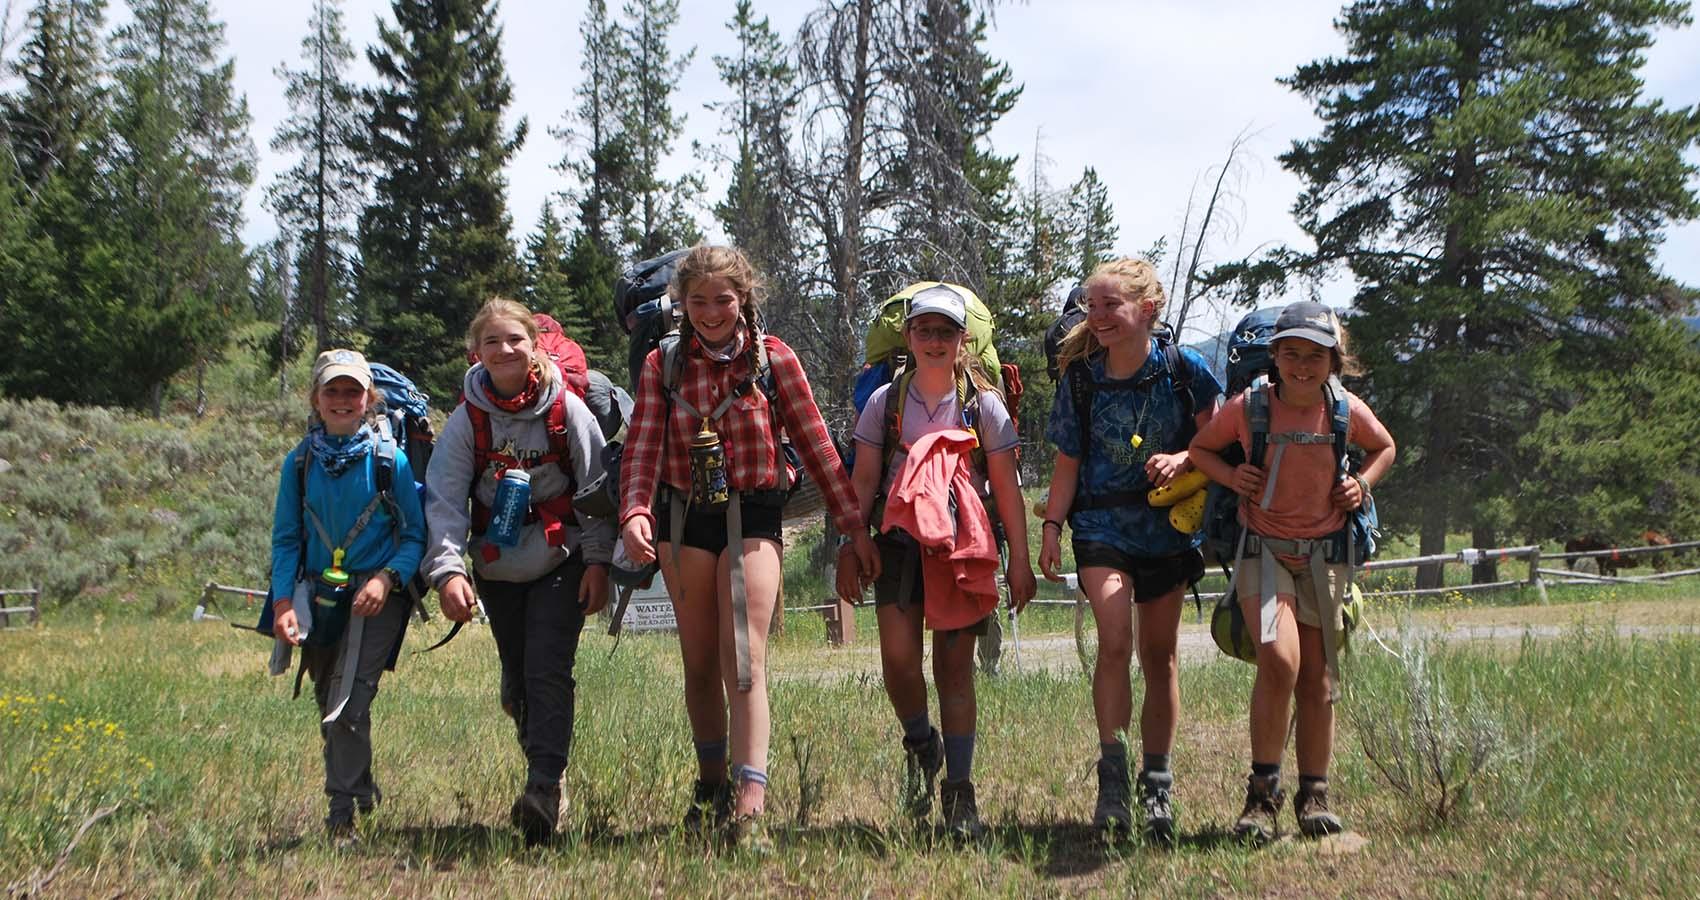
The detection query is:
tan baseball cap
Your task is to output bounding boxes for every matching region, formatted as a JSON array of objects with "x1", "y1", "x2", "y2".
[{"x1": 311, "y1": 349, "x2": 373, "y2": 390}]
